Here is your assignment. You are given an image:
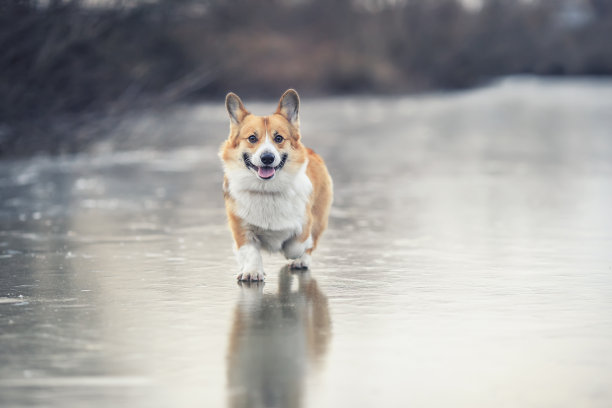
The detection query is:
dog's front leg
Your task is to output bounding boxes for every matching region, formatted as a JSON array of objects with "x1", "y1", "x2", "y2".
[
  {"x1": 283, "y1": 212, "x2": 313, "y2": 270},
  {"x1": 226, "y1": 204, "x2": 265, "y2": 281},
  {"x1": 282, "y1": 236, "x2": 312, "y2": 269},
  {"x1": 235, "y1": 243, "x2": 265, "y2": 281}
]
